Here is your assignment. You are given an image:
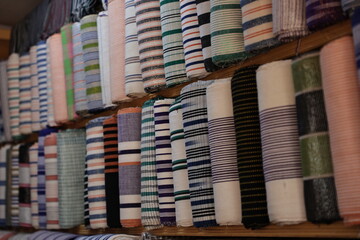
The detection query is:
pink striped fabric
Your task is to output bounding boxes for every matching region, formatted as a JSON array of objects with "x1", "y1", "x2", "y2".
[
  {"x1": 19, "y1": 53, "x2": 32, "y2": 135},
  {"x1": 29, "y1": 143, "x2": 39, "y2": 229},
  {"x1": 7, "y1": 53, "x2": 21, "y2": 138}
]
